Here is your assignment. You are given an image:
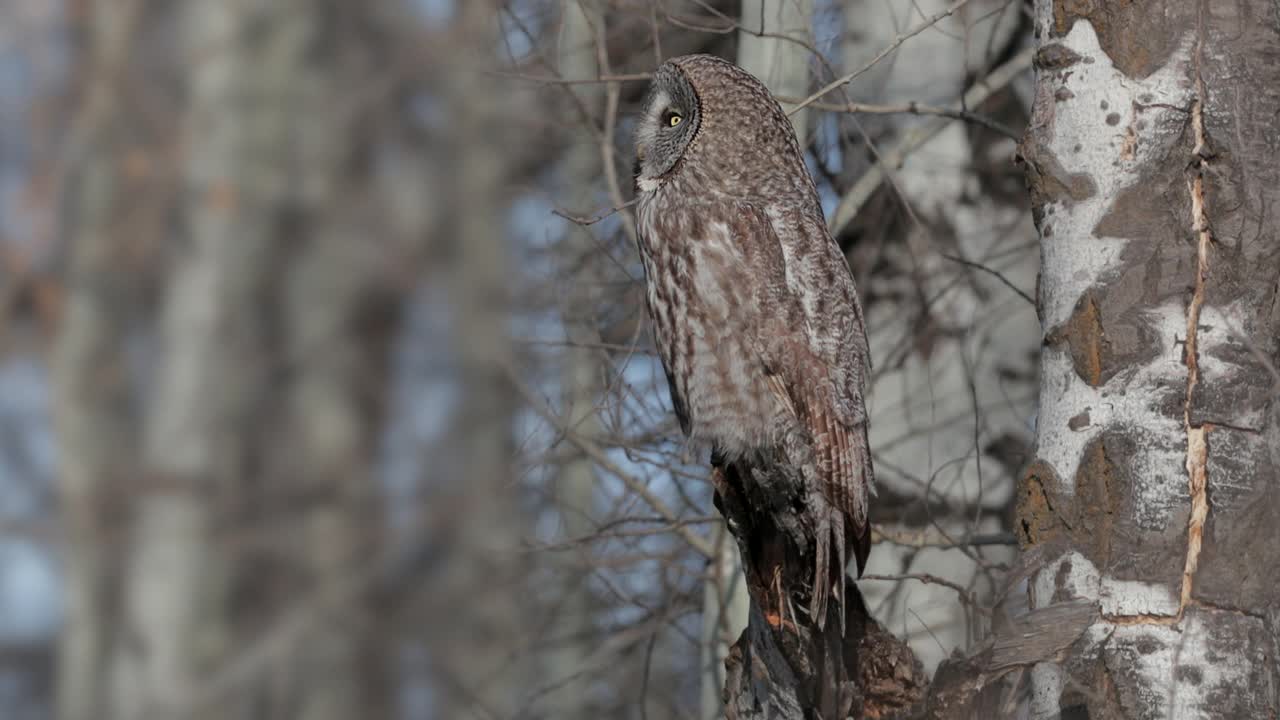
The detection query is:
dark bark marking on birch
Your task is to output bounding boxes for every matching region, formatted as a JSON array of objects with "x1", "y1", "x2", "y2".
[
  {"x1": 1050, "y1": 0, "x2": 1184, "y2": 78},
  {"x1": 1030, "y1": 430, "x2": 1187, "y2": 594},
  {"x1": 1089, "y1": 102, "x2": 1199, "y2": 386},
  {"x1": 1086, "y1": 432, "x2": 1186, "y2": 585},
  {"x1": 1093, "y1": 608, "x2": 1276, "y2": 720},
  {"x1": 1035, "y1": 42, "x2": 1085, "y2": 71},
  {"x1": 1189, "y1": 609, "x2": 1279, "y2": 718},
  {"x1": 1016, "y1": 460, "x2": 1067, "y2": 547},
  {"x1": 1059, "y1": 648, "x2": 1126, "y2": 720},
  {"x1": 1047, "y1": 291, "x2": 1105, "y2": 386},
  {"x1": 1073, "y1": 438, "x2": 1116, "y2": 567},
  {"x1": 1022, "y1": 140, "x2": 1098, "y2": 212},
  {"x1": 1189, "y1": 336, "x2": 1273, "y2": 426},
  {"x1": 1195, "y1": 424, "x2": 1280, "y2": 611},
  {"x1": 1068, "y1": 409, "x2": 1091, "y2": 430}
]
